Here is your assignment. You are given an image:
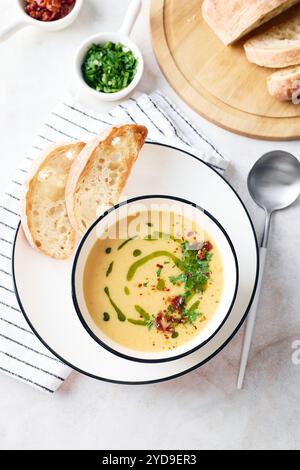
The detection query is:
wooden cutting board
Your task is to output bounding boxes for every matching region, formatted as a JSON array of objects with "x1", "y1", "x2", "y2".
[{"x1": 150, "y1": 0, "x2": 300, "y2": 140}]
